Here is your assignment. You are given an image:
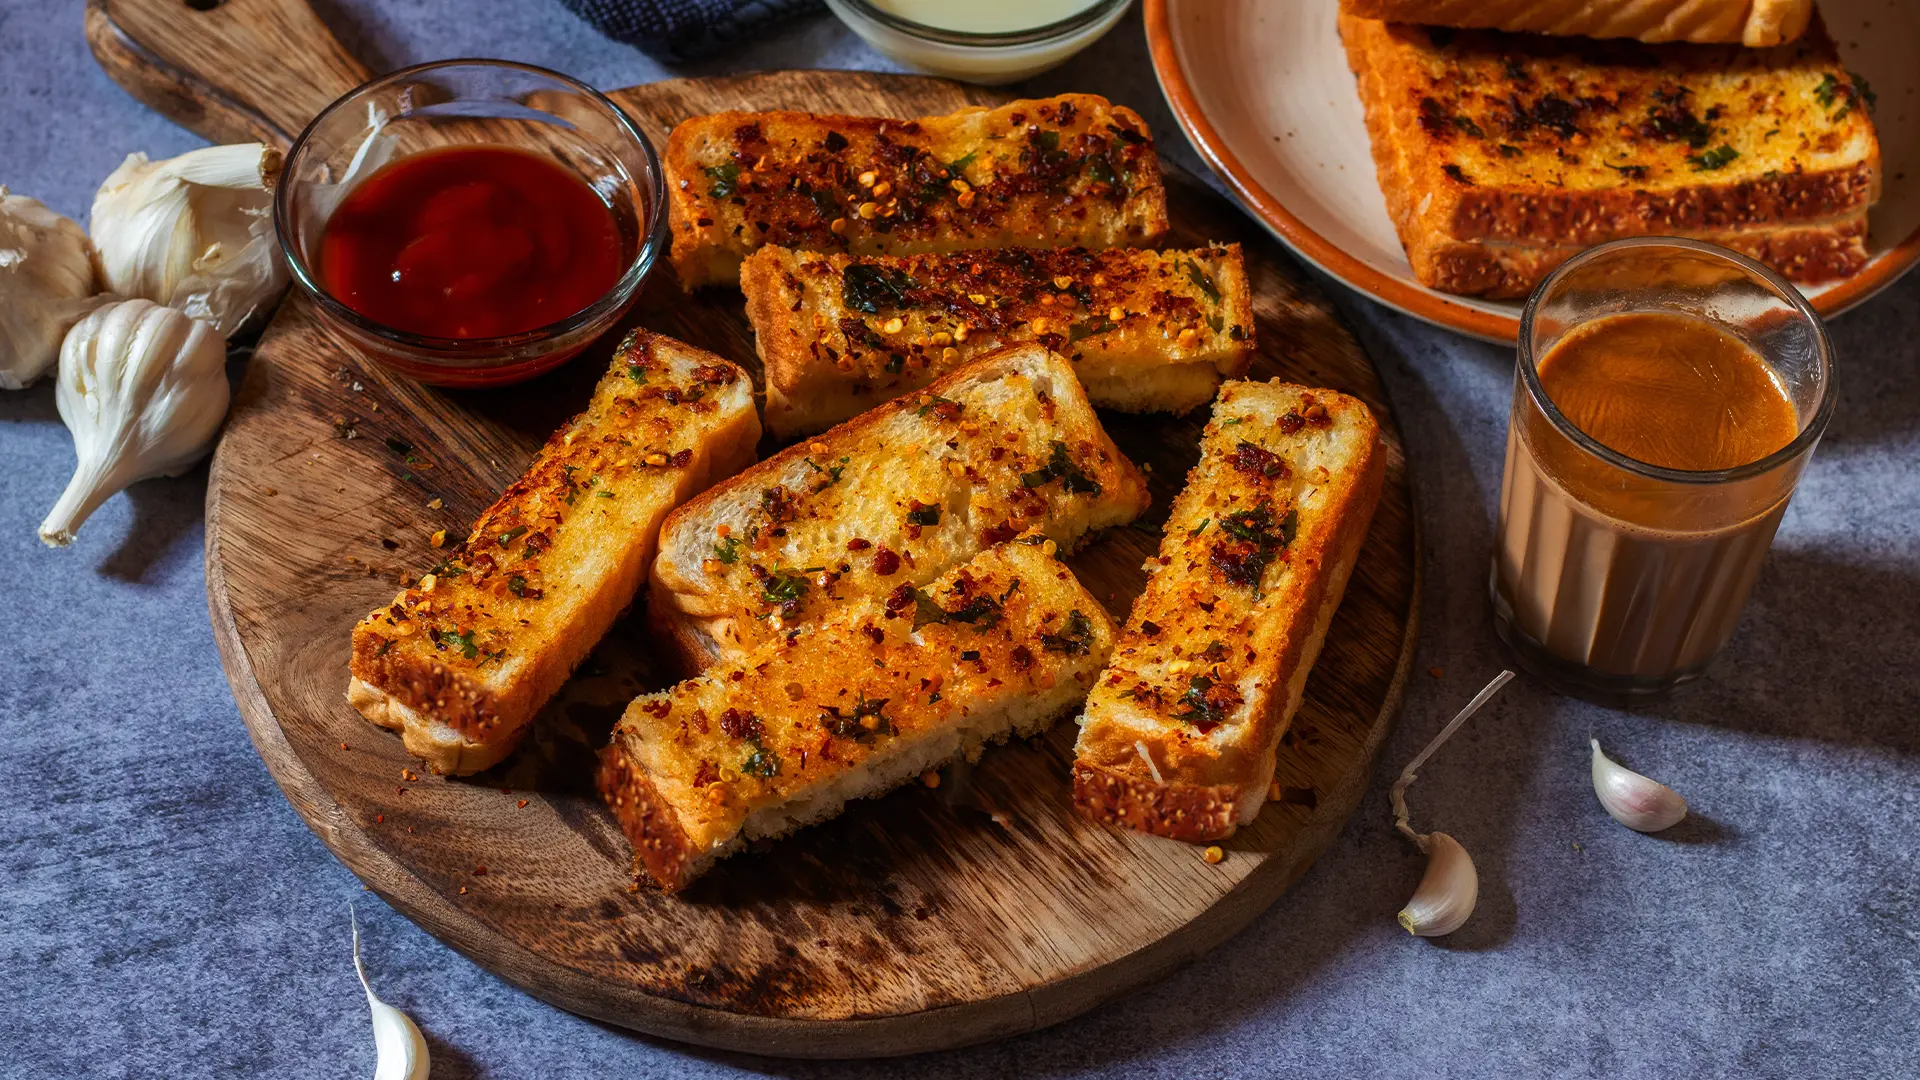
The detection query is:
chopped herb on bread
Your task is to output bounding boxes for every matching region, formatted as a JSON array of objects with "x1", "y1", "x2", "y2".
[
  {"x1": 601, "y1": 538, "x2": 1116, "y2": 891},
  {"x1": 742, "y1": 243, "x2": 1254, "y2": 437},
  {"x1": 649, "y1": 343, "x2": 1150, "y2": 671},
  {"x1": 1073, "y1": 380, "x2": 1385, "y2": 842},
  {"x1": 665, "y1": 94, "x2": 1169, "y2": 288}
]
